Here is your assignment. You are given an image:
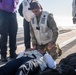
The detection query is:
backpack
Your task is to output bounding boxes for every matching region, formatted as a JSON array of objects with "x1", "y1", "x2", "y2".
[{"x1": 56, "y1": 53, "x2": 76, "y2": 75}]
